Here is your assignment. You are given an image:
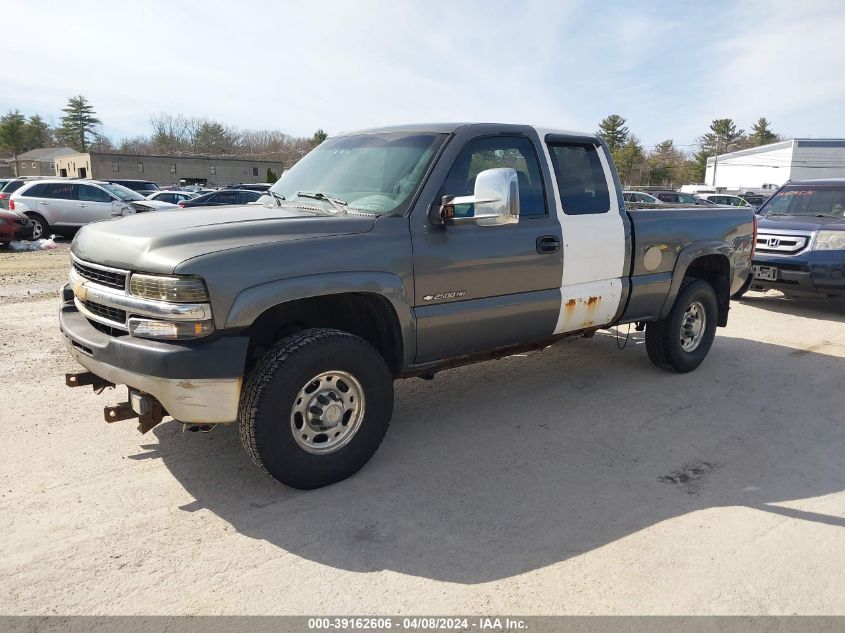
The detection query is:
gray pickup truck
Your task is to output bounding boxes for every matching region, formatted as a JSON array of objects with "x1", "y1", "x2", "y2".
[{"x1": 60, "y1": 123, "x2": 755, "y2": 489}]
